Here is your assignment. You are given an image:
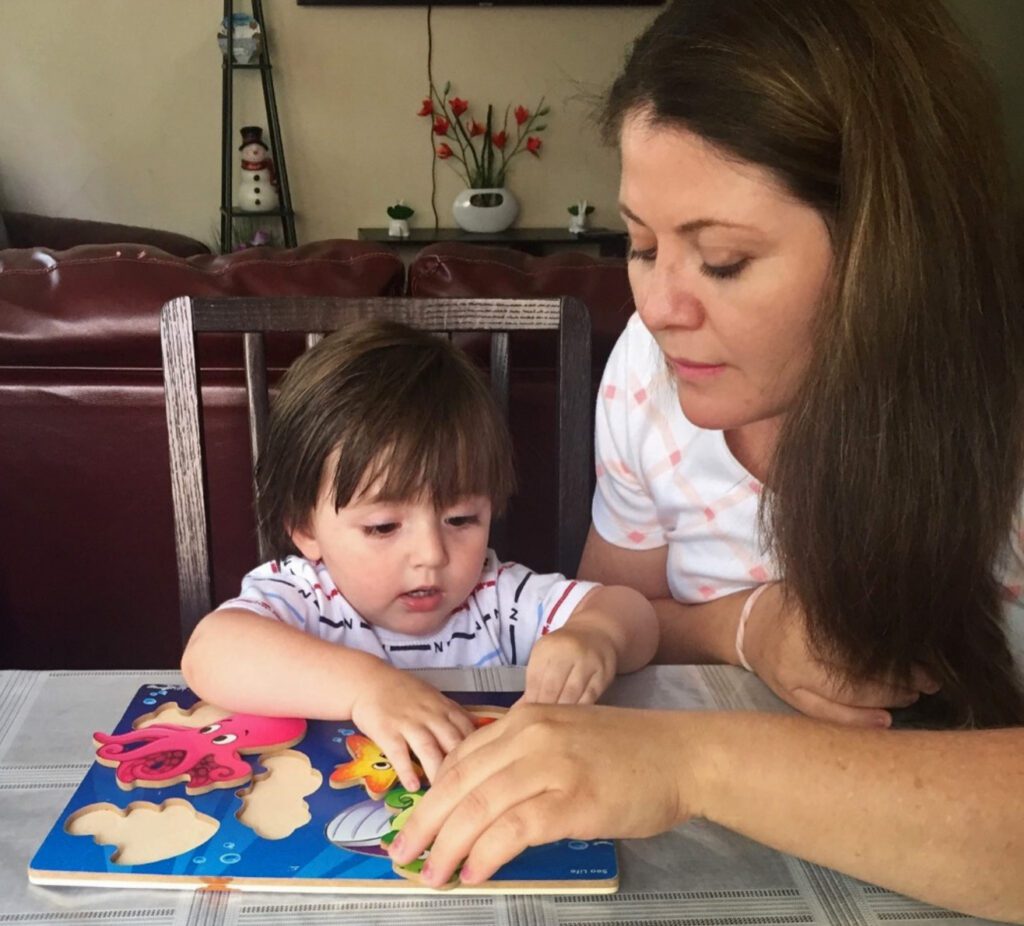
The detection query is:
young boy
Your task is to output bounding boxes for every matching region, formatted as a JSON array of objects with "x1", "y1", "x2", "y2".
[{"x1": 181, "y1": 320, "x2": 658, "y2": 790}]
